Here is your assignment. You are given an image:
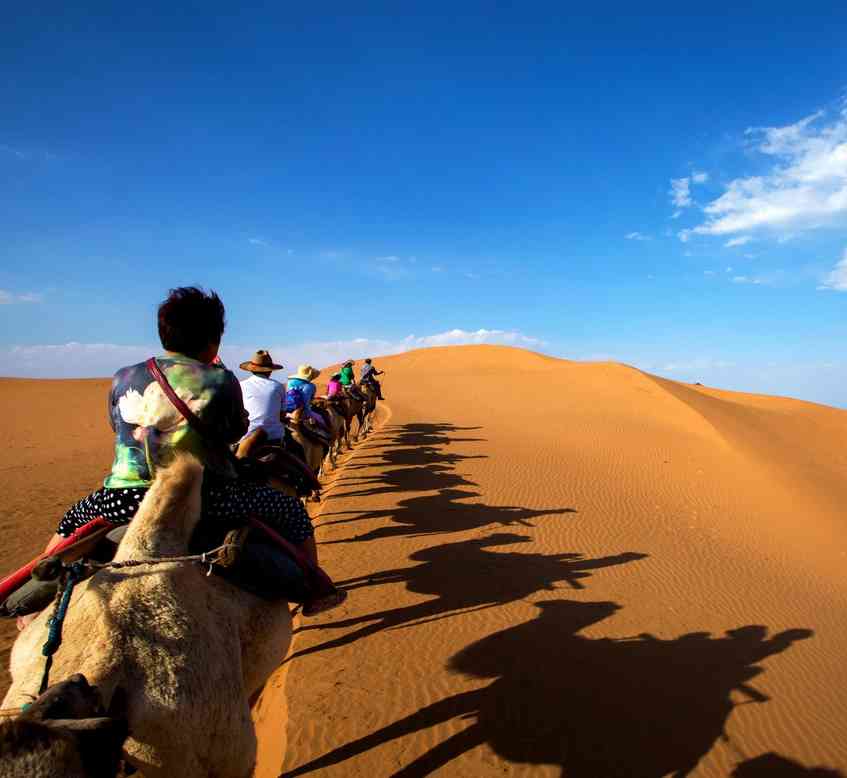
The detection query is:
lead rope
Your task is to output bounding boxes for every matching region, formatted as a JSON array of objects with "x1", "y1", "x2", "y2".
[
  {"x1": 38, "y1": 560, "x2": 84, "y2": 695},
  {"x1": 28, "y1": 543, "x2": 234, "y2": 702}
]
